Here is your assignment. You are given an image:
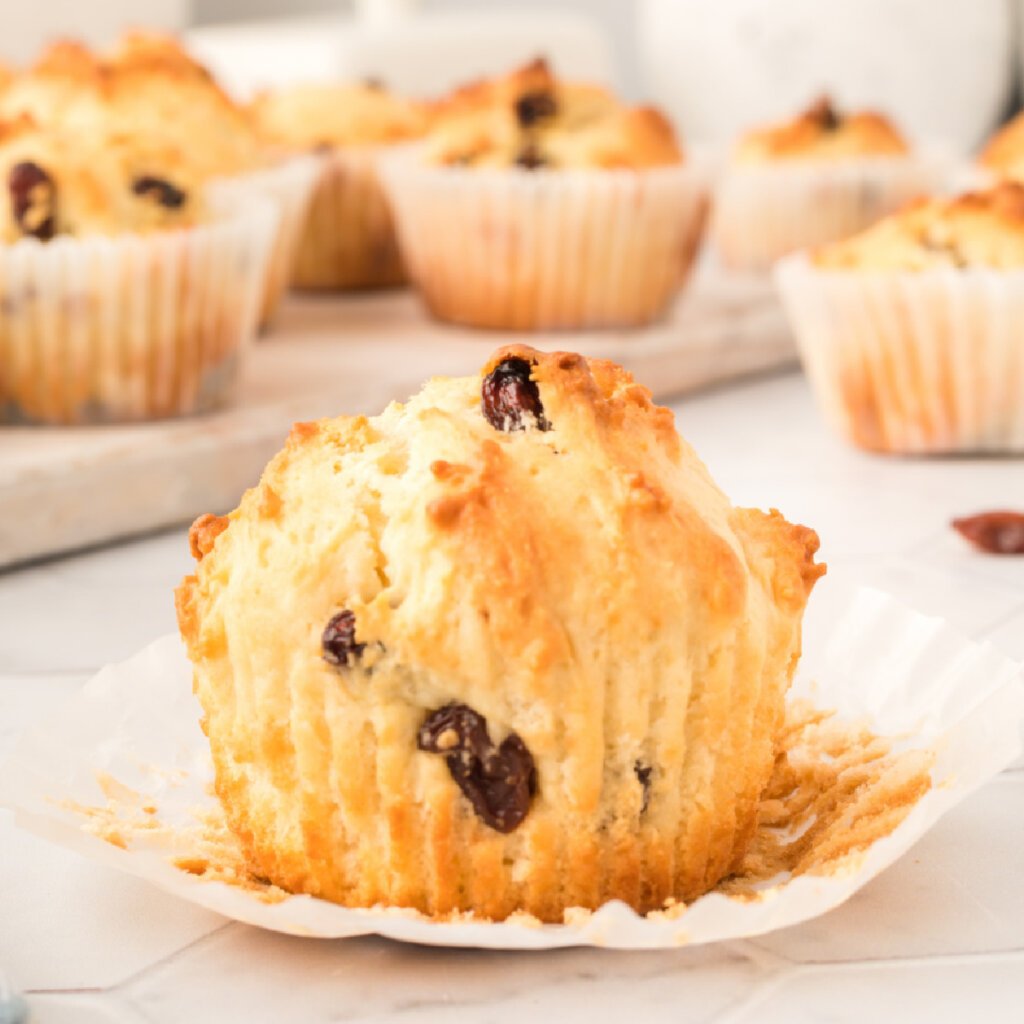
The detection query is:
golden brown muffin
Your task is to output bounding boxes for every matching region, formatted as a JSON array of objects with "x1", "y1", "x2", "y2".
[
  {"x1": 734, "y1": 96, "x2": 908, "y2": 165},
  {"x1": 0, "y1": 114, "x2": 202, "y2": 241},
  {"x1": 812, "y1": 182, "x2": 1024, "y2": 270},
  {"x1": 426, "y1": 57, "x2": 682, "y2": 169},
  {"x1": 176, "y1": 347, "x2": 824, "y2": 921},
  {"x1": 251, "y1": 79, "x2": 426, "y2": 291},
  {"x1": 251, "y1": 80, "x2": 427, "y2": 150},
  {"x1": 0, "y1": 41, "x2": 107, "y2": 128}
]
